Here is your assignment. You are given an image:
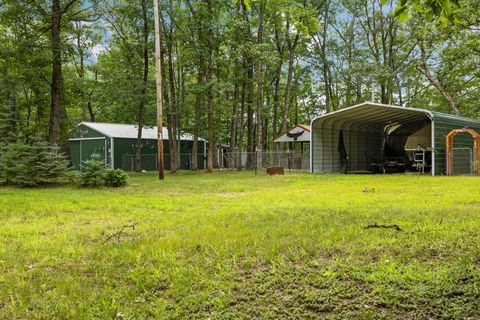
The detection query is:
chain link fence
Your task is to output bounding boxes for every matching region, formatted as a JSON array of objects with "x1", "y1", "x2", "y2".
[
  {"x1": 224, "y1": 151, "x2": 310, "y2": 171},
  {"x1": 451, "y1": 147, "x2": 475, "y2": 175},
  {"x1": 121, "y1": 150, "x2": 310, "y2": 172}
]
